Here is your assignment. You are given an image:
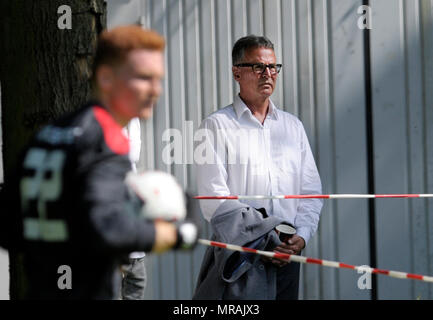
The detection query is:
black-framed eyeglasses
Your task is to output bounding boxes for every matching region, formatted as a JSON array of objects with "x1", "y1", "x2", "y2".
[{"x1": 235, "y1": 63, "x2": 282, "y2": 75}]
